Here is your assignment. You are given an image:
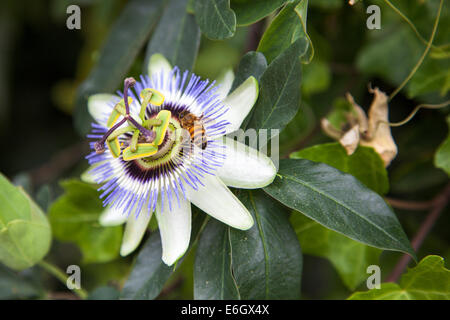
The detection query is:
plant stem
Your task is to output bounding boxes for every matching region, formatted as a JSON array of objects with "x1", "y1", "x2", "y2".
[
  {"x1": 38, "y1": 260, "x2": 88, "y2": 300},
  {"x1": 386, "y1": 100, "x2": 450, "y2": 128},
  {"x1": 385, "y1": 197, "x2": 433, "y2": 211},
  {"x1": 385, "y1": 183, "x2": 450, "y2": 282},
  {"x1": 389, "y1": 0, "x2": 443, "y2": 101},
  {"x1": 383, "y1": 0, "x2": 449, "y2": 51}
]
